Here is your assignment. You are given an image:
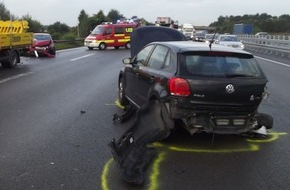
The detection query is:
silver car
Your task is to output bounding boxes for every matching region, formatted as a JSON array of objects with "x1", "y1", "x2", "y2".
[{"x1": 215, "y1": 34, "x2": 245, "y2": 49}]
